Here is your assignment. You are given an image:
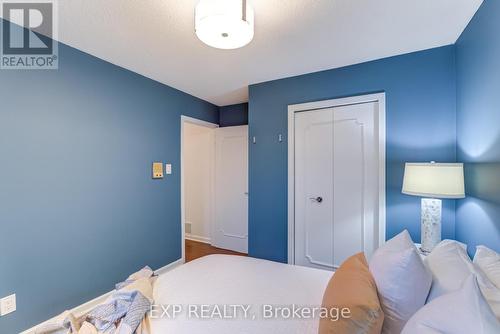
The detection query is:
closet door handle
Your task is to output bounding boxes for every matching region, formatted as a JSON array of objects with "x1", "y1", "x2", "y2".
[{"x1": 309, "y1": 196, "x2": 323, "y2": 203}]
